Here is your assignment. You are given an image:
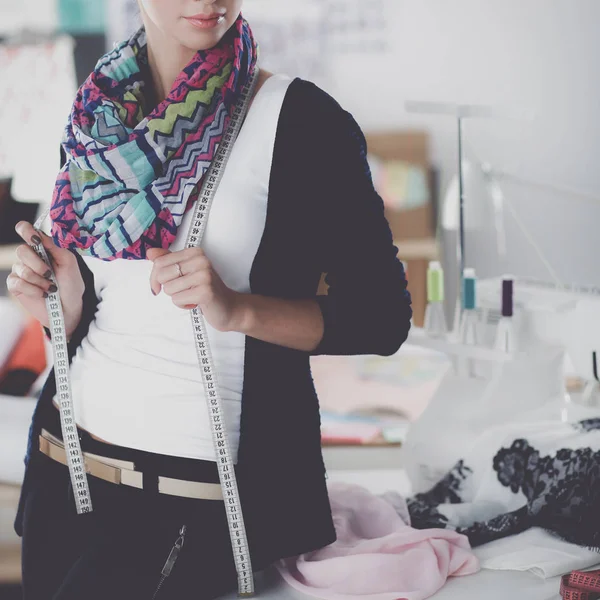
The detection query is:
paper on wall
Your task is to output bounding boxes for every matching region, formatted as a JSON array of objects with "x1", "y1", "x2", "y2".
[{"x1": 0, "y1": 35, "x2": 77, "y2": 206}]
